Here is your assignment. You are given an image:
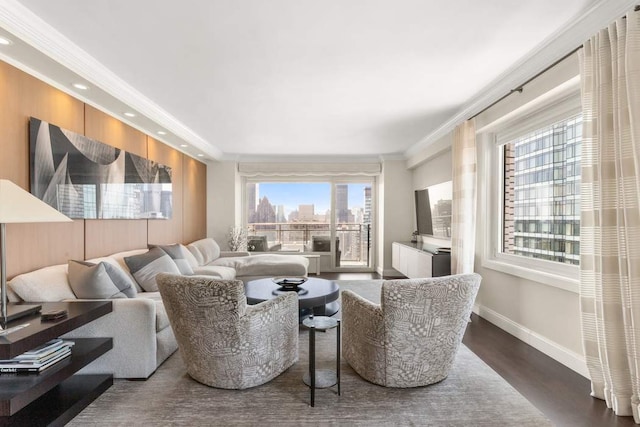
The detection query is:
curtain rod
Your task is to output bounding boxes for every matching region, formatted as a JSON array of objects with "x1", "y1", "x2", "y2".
[
  {"x1": 469, "y1": 46, "x2": 581, "y2": 120},
  {"x1": 470, "y1": 5, "x2": 640, "y2": 120}
]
